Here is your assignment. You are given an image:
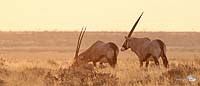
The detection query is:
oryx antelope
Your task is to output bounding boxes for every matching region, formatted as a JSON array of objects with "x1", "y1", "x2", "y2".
[
  {"x1": 73, "y1": 27, "x2": 119, "y2": 68},
  {"x1": 121, "y1": 12, "x2": 169, "y2": 68}
]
